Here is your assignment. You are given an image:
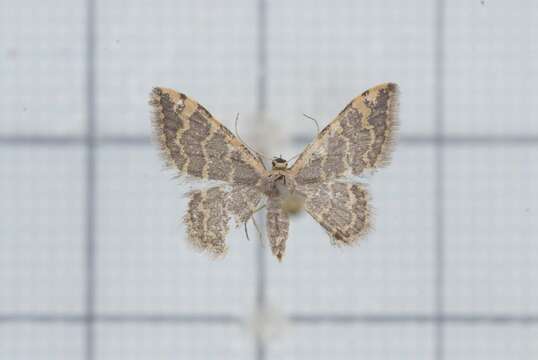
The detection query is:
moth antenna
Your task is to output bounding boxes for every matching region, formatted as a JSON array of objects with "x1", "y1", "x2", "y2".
[
  {"x1": 251, "y1": 215, "x2": 263, "y2": 241},
  {"x1": 234, "y1": 113, "x2": 271, "y2": 161},
  {"x1": 302, "y1": 113, "x2": 321, "y2": 134},
  {"x1": 244, "y1": 221, "x2": 251, "y2": 241},
  {"x1": 244, "y1": 204, "x2": 267, "y2": 241},
  {"x1": 288, "y1": 113, "x2": 322, "y2": 162},
  {"x1": 288, "y1": 152, "x2": 301, "y2": 162}
]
